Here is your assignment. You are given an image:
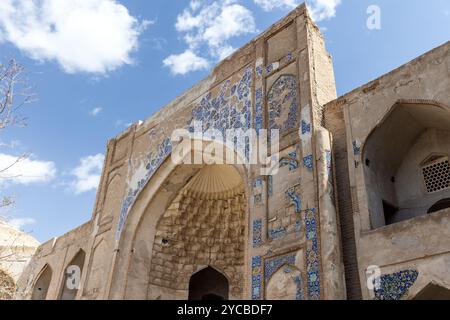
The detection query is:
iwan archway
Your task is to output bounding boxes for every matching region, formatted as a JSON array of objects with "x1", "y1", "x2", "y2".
[{"x1": 109, "y1": 142, "x2": 250, "y2": 300}]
